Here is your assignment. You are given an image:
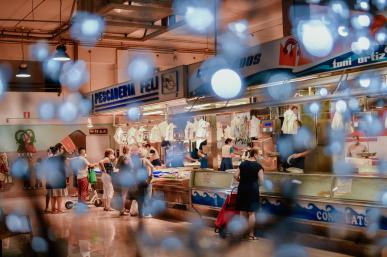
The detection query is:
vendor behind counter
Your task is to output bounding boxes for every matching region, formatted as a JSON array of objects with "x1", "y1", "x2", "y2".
[{"x1": 278, "y1": 122, "x2": 313, "y2": 172}]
